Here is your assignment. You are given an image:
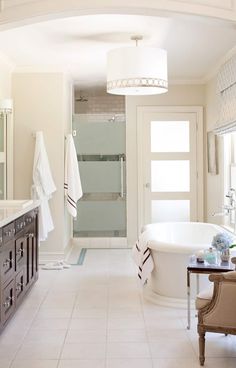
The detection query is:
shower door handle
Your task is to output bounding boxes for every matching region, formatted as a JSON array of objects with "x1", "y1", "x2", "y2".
[{"x1": 120, "y1": 155, "x2": 124, "y2": 198}]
